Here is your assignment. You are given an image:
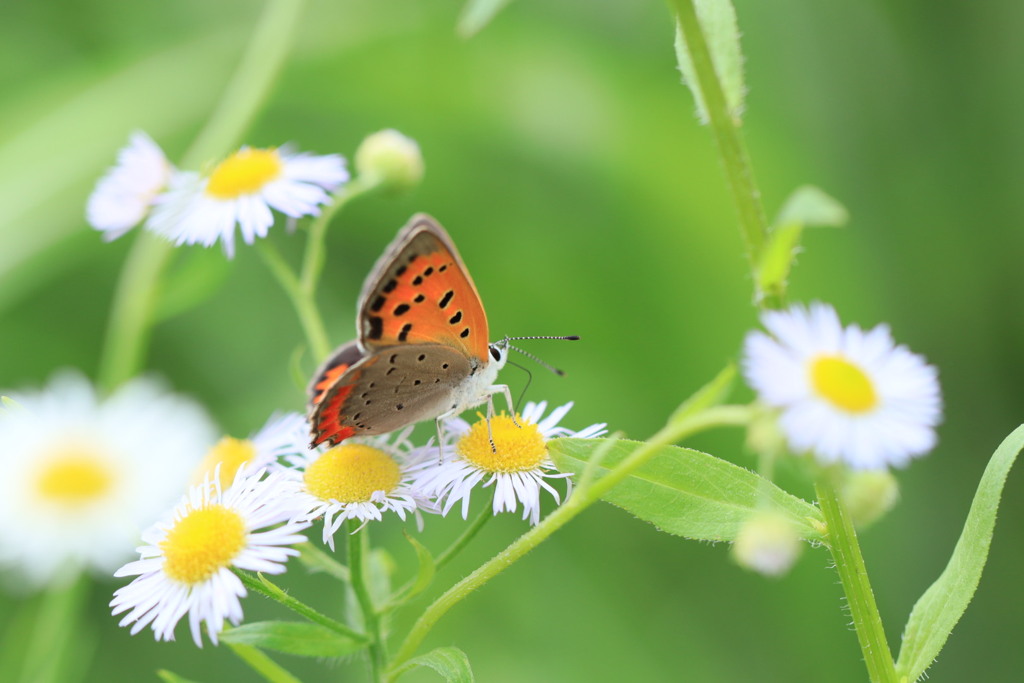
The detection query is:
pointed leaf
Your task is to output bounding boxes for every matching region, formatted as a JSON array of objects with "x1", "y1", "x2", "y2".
[
  {"x1": 674, "y1": 0, "x2": 745, "y2": 123},
  {"x1": 758, "y1": 186, "x2": 848, "y2": 298},
  {"x1": 220, "y1": 621, "x2": 366, "y2": 658},
  {"x1": 402, "y1": 531, "x2": 437, "y2": 600},
  {"x1": 393, "y1": 646, "x2": 474, "y2": 682},
  {"x1": 457, "y1": 0, "x2": 514, "y2": 37},
  {"x1": 224, "y1": 643, "x2": 302, "y2": 683},
  {"x1": 895, "y1": 424, "x2": 1024, "y2": 681},
  {"x1": 550, "y1": 438, "x2": 823, "y2": 541}
]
